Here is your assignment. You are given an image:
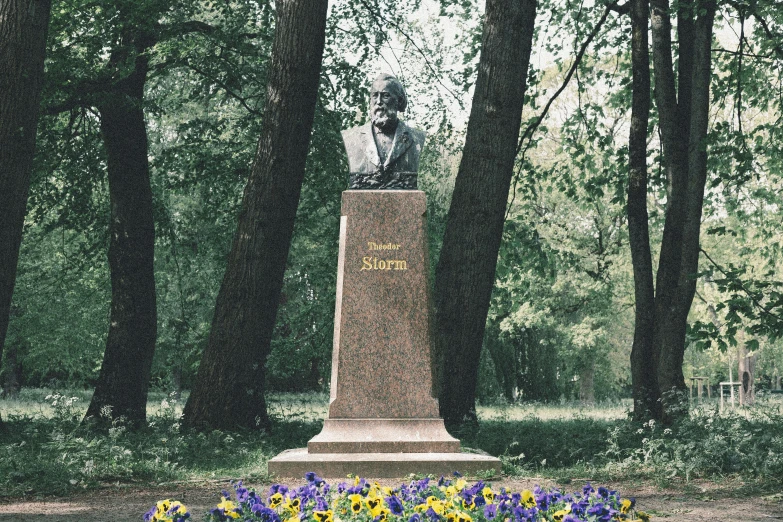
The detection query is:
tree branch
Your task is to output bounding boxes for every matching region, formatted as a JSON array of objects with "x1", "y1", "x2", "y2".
[
  {"x1": 711, "y1": 47, "x2": 774, "y2": 60},
  {"x1": 723, "y1": 0, "x2": 783, "y2": 60},
  {"x1": 44, "y1": 78, "x2": 114, "y2": 115},
  {"x1": 505, "y1": 1, "x2": 626, "y2": 217},
  {"x1": 356, "y1": 0, "x2": 464, "y2": 109},
  {"x1": 183, "y1": 59, "x2": 263, "y2": 116}
]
